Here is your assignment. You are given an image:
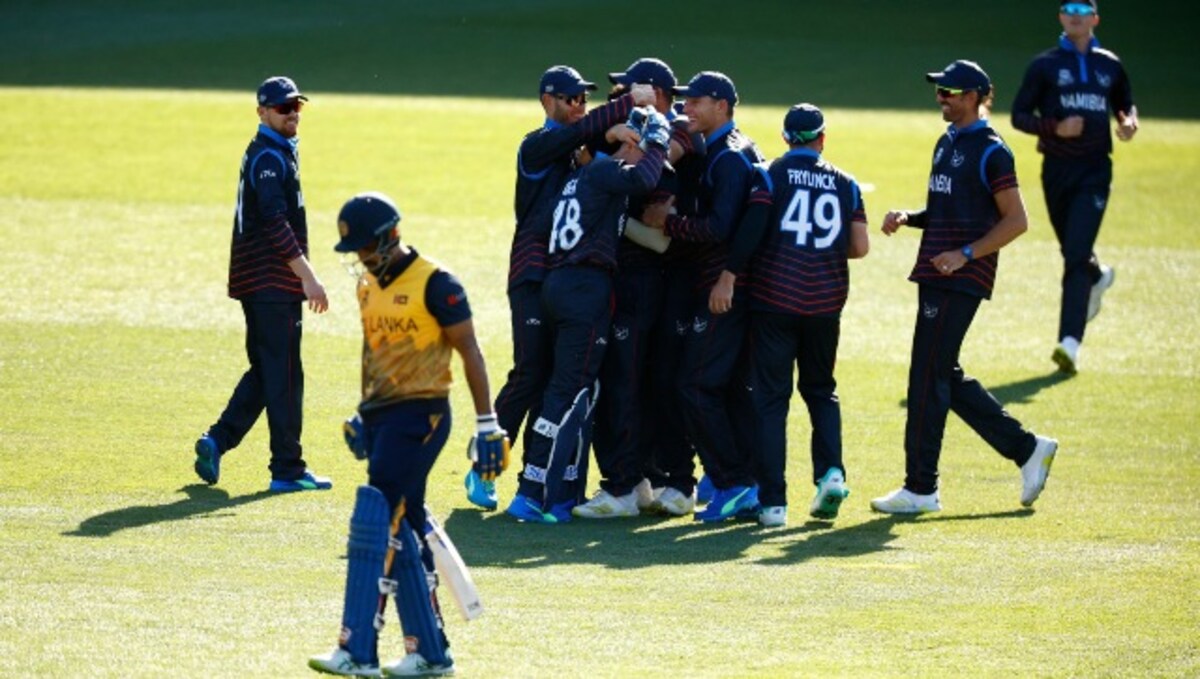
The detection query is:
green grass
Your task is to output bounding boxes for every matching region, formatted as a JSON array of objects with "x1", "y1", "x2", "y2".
[{"x1": 1, "y1": 85, "x2": 1197, "y2": 677}]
